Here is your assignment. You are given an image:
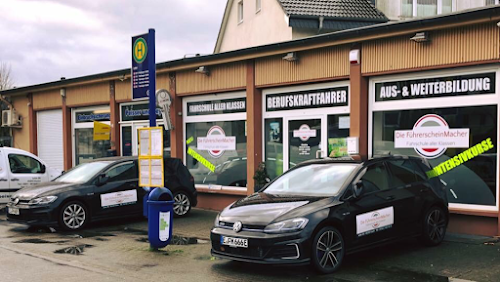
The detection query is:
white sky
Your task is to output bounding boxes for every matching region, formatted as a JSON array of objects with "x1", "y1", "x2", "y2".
[{"x1": 0, "y1": 0, "x2": 227, "y2": 87}]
